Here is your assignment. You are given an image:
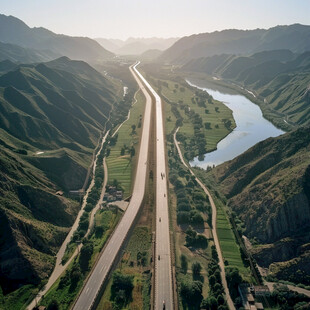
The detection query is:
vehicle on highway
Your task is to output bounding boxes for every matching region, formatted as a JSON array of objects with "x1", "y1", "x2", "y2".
[
  {"x1": 158, "y1": 255, "x2": 160, "y2": 260},
  {"x1": 163, "y1": 300, "x2": 166, "y2": 309}
]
